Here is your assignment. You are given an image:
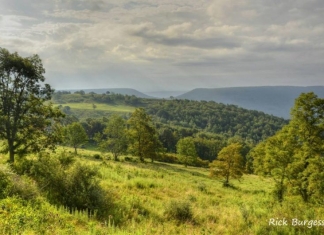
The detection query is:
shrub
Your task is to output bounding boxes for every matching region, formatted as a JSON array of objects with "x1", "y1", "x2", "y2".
[
  {"x1": 164, "y1": 200, "x2": 193, "y2": 222},
  {"x1": 0, "y1": 164, "x2": 39, "y2": 200},
  {"x1": 93, "y1": 154, "x2": 101, "y2": 160},
  {"x1": 156, "y1": 153, "x2": 180, "y2": 164},
  {"x1": 58, "y1": 151, "x2": 75, "y2": 167},
  {"x1": 197, "y1": 182, "x2": 207, "y2": 193},
  {"x1": 0, "y1": 165, "x2": 11, "y2": 198},
  {"x1": 27, "y1": 152, "x2": 114, "y2": 219}
]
